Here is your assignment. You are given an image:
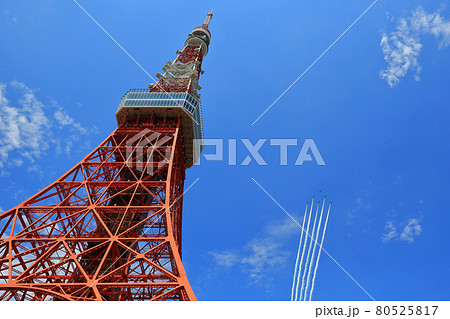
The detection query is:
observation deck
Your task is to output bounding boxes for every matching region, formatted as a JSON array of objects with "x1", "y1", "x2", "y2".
[{"x1": 115, "y1": 89, "x2": 204, "y2": 168}]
